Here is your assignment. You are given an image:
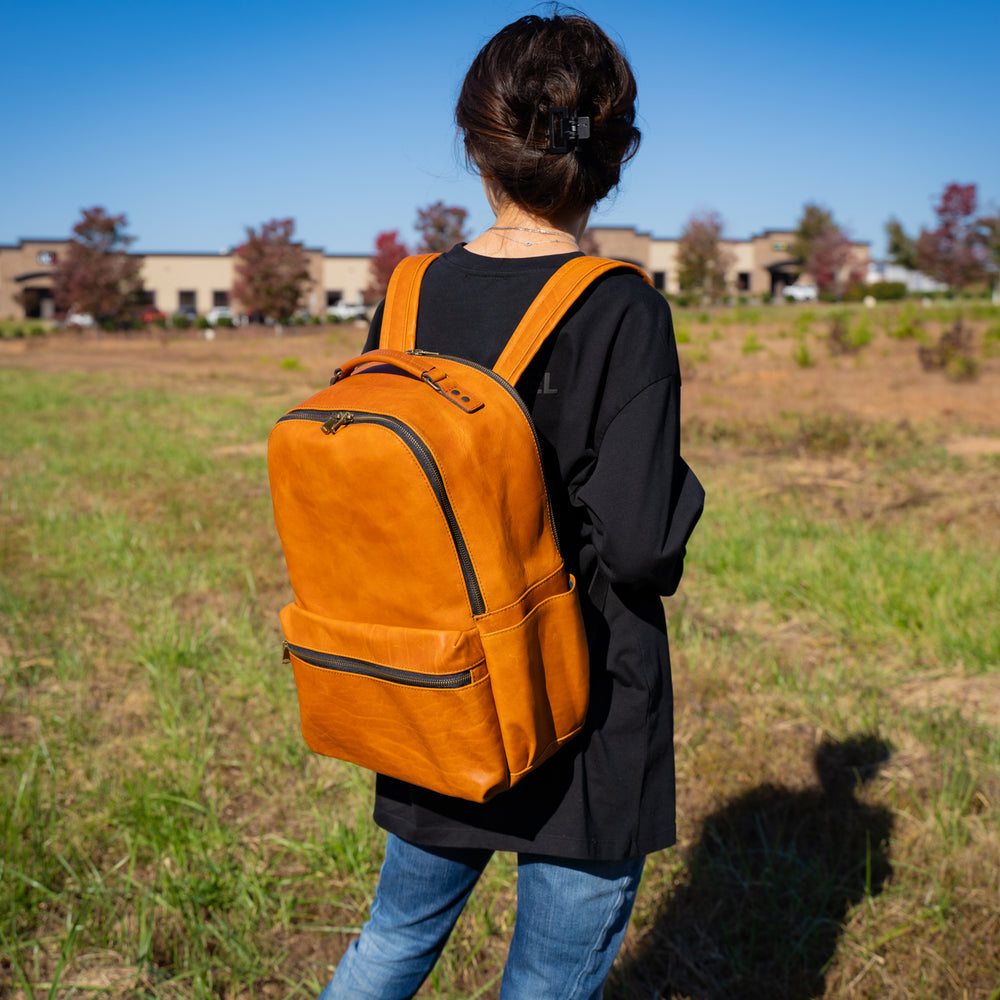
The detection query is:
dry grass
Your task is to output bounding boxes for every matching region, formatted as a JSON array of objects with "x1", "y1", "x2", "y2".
[{"x1": 2, "y1": 301, "x2": 999, "y2": 999}]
